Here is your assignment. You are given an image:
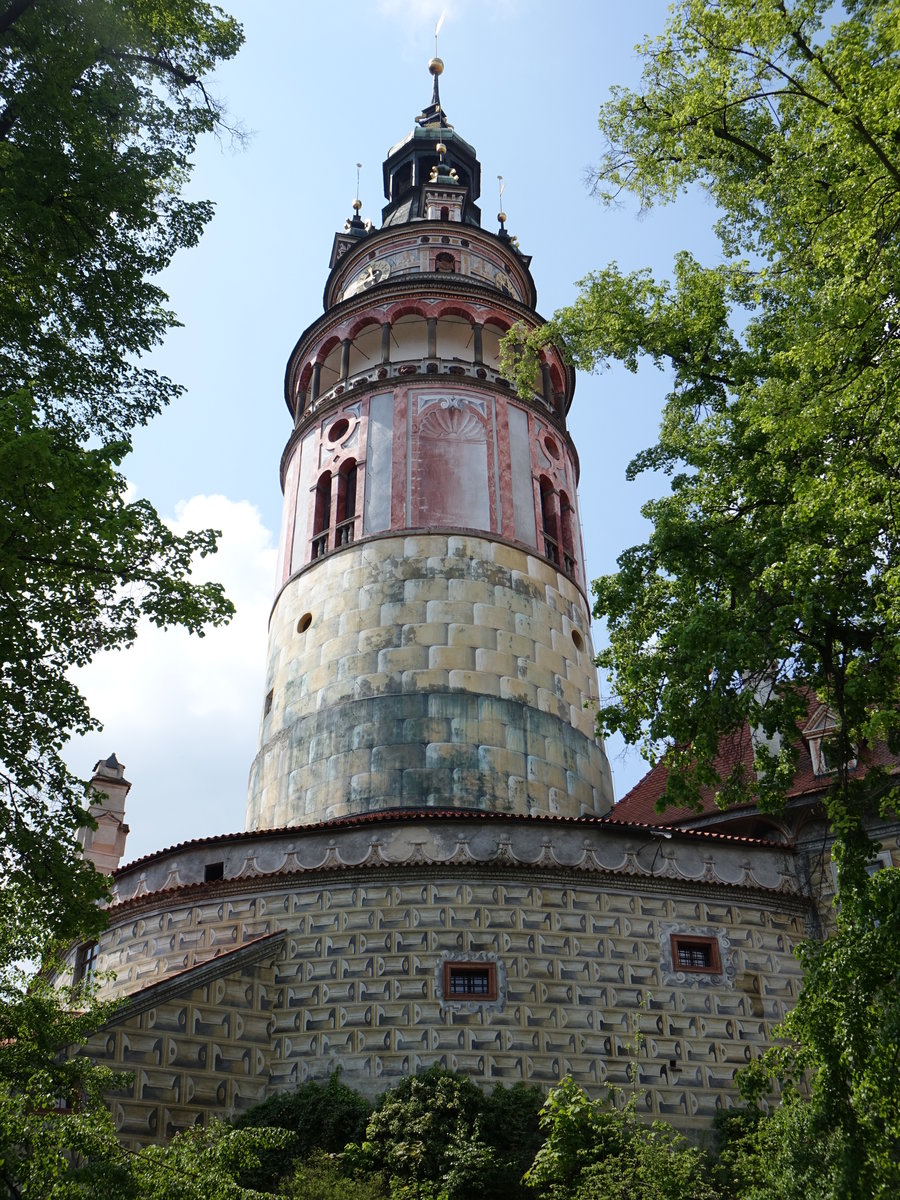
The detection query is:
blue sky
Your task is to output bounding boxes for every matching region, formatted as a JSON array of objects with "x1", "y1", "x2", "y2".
[{"x1": 67, "y1": 0, "x2": 723, "y2": 862}]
